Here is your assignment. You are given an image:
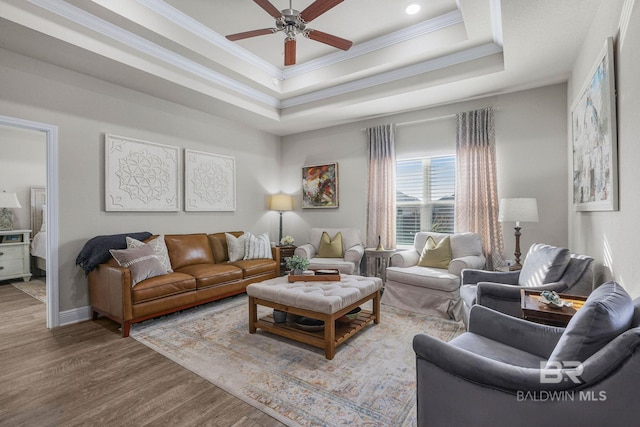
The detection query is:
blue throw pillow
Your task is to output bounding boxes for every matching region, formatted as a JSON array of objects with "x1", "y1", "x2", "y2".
[{"x1": 547, "y1": 281, "x2": 633, "y2": 365}]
